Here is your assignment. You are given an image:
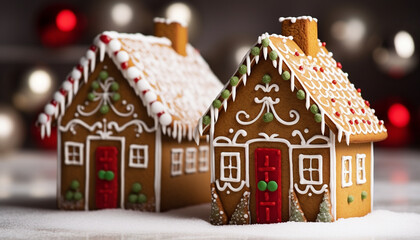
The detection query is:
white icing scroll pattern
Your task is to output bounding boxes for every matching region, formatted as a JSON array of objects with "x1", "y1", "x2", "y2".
[
  {"x1": 235, "y1": 83, "x2": 300, "y2": 126},
  {"x1": 76, "y1": 77, "x2": 134, "y2": 117}
]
